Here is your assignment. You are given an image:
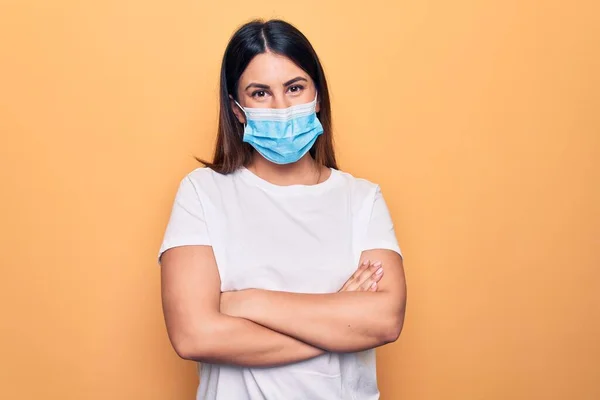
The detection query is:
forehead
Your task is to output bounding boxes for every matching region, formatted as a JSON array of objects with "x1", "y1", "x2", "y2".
[{"x1": 239, "y1": 52, "x2": 309, "y2": 85}]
